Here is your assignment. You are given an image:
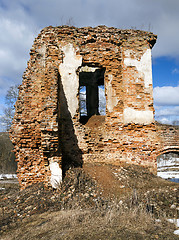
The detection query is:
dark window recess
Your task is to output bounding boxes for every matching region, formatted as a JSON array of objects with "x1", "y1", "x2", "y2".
[{"x1": 79, "y1": 67, "x2": 106, "y2": 124}]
